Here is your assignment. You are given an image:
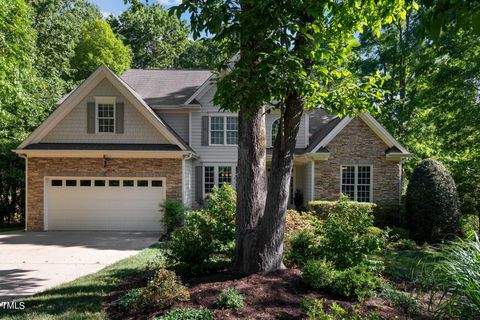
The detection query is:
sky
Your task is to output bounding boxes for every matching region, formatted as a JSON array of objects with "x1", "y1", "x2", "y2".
[{"x1": 88, "y1": 0, "x2": 188, "y2": 19}]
